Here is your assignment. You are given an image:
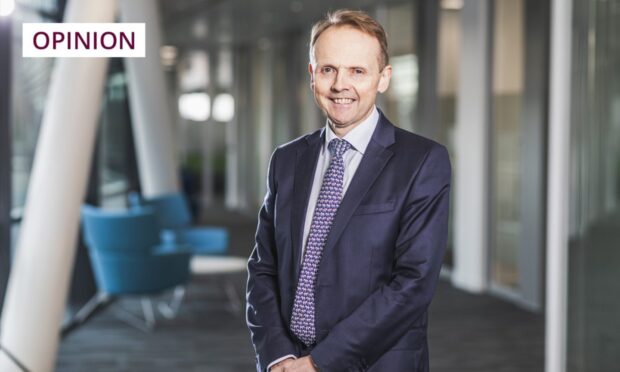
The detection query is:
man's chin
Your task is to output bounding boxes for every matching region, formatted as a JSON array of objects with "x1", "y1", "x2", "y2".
[
  {"x1": 325, "y1": 113, "x2": 354, "y2": 127},
  {"x1": 327, "y1": 118, "x2": 352, "y2": 129}
]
